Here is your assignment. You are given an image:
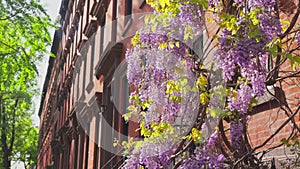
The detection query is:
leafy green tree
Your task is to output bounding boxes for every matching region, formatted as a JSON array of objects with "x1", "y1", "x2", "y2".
[
  {"x1": 13, "y1": 121, "x2": 39, "y2": 169},
  {"x1": 0, "y1": 0, "x2": 52, "y2": 168}
]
